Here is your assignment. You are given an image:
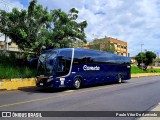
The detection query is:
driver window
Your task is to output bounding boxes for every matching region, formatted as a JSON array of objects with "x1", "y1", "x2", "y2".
[{"x1": 57, "y1": 61, "x2": 66, "y2": 72}]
